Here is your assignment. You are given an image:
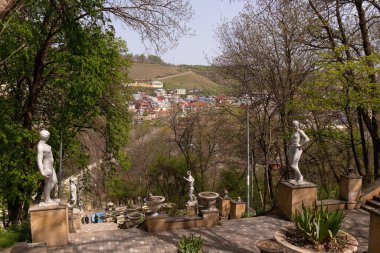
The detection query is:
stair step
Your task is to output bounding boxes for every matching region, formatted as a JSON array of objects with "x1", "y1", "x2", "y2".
[
  {"x1": 367, "y1": 199, "x2": 380, "y2": 208},
  {"x1": 373, "y1": 195, "x2": 380, "y2": 202},
  {"x1": 361, "y1": 204, "x2": 376, "y2": 212}
]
